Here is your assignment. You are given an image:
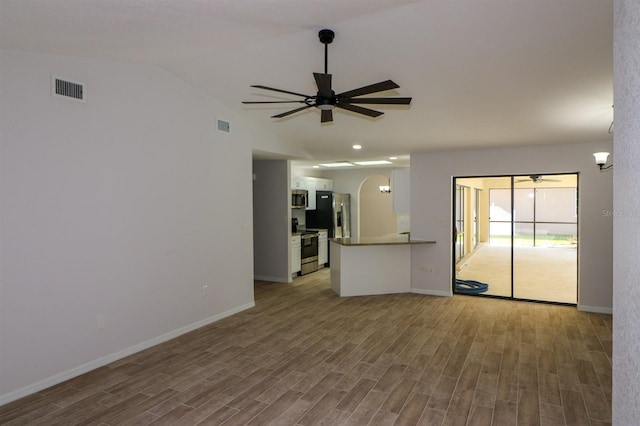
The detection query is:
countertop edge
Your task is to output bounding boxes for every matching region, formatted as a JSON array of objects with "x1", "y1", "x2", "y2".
[{"x1": 331, "y1": 238, "x2": 436, "y2": 247}]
